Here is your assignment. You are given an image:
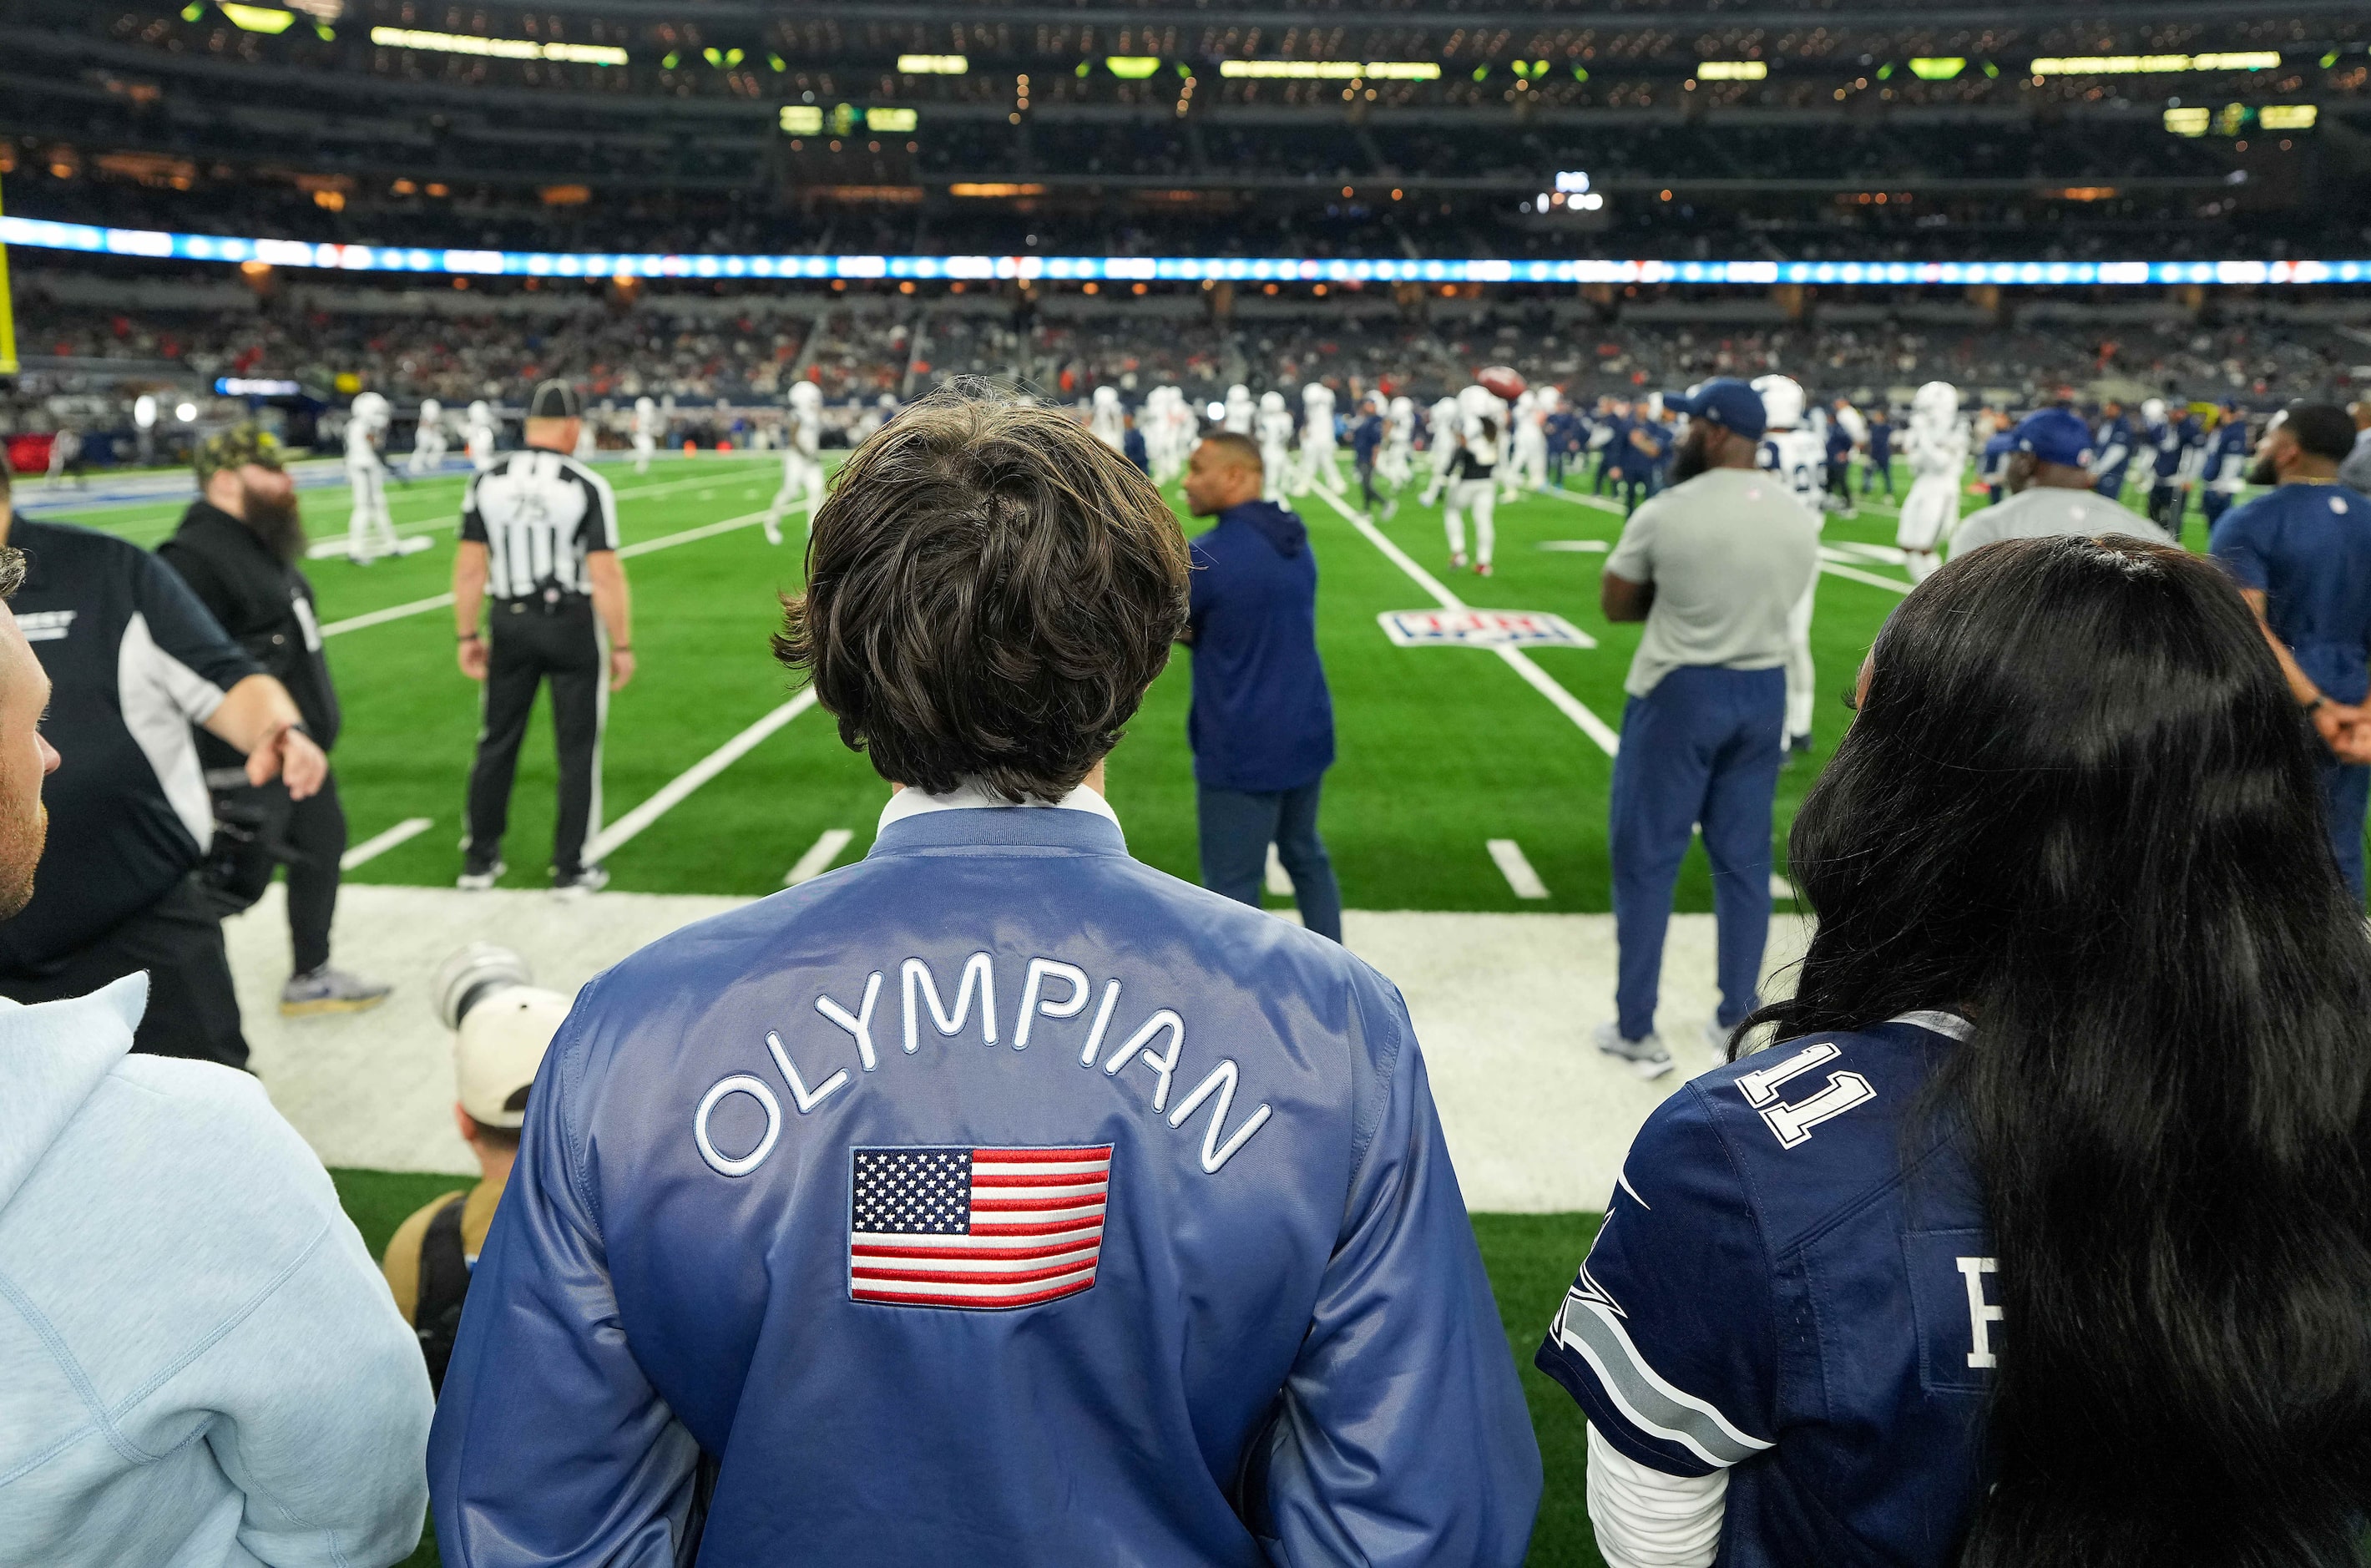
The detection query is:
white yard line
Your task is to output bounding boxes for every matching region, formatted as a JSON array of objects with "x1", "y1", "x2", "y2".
[
  {"x1": 341, "y1": 817, "x2": 434, "y2": 870},
  {"x1": 1536, "y1": 539, "x2": 1609, "y2": 552},
  {"x1": 588, "y1": 690, "x2": 820, "y2": 862},
  {"x1": 1531, "y1": 486, "x2": 1630, "y2": 515},
  {"x1": 1264, "y1": 843, "x2": 1293, "y2": 896},
  {"x1": 1487, "y1": 838, "x2": 1551, "y2": 899},
  {"x1": 318, "y1": 504, "x2": 801, "y2": 637},
  {"x1": 1817, "y1": 555, "x2": 1915, "y2": 596},
  {"x1": 305, "y1": 468, "x2": 774, "y2": 558},
  {"x1": 1824, "y1": 540, "x2": 1909, "y2": 565},
  {"x1": 1307, "y1": 489, "x2": 1622, "y2": 756},
  {"x1": 786, "y1": 827, "x2": 855, "y2": 885},
  {"x1": 1770, "y1": 873, "x2": 1797, "y2": 901}
]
